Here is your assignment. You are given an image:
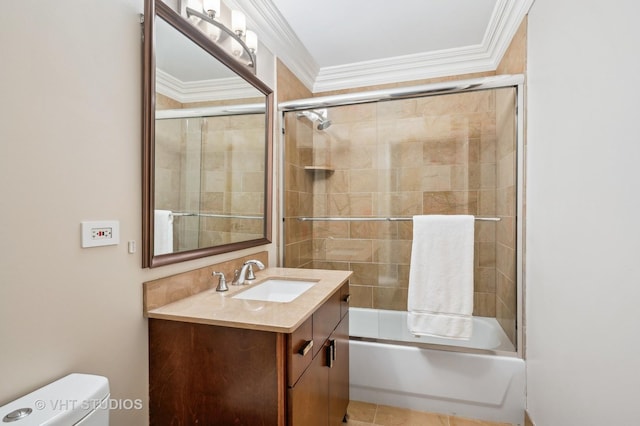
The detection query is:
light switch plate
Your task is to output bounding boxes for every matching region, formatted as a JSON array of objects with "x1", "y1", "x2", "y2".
[{"x1": 81, "y1": 221, "x2": 120, "y2": 248}]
